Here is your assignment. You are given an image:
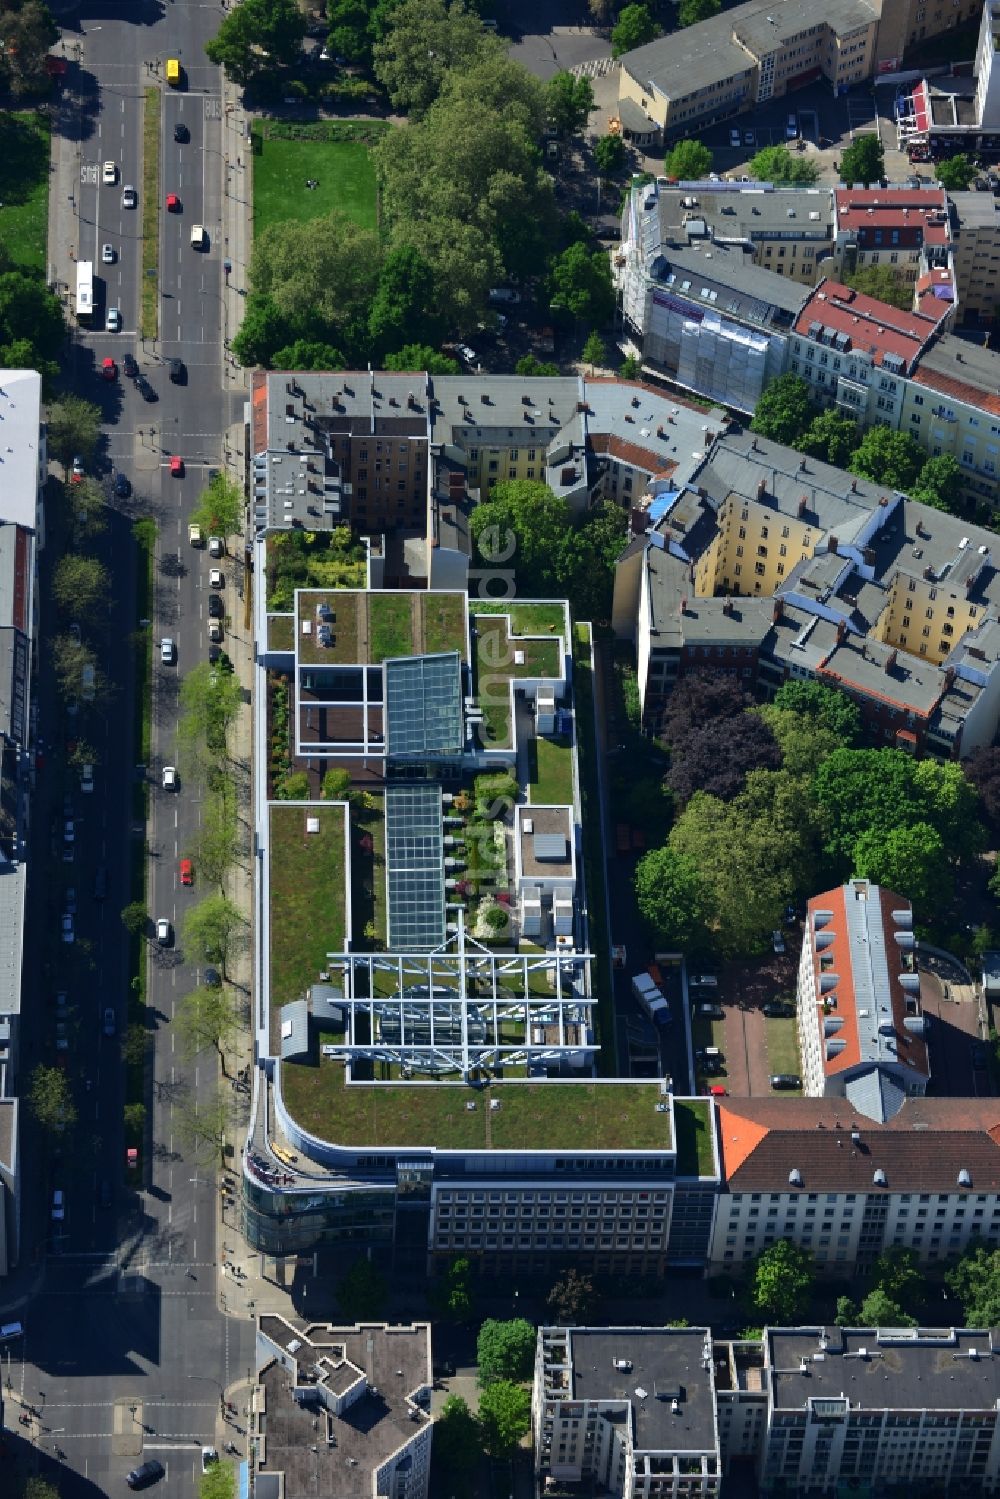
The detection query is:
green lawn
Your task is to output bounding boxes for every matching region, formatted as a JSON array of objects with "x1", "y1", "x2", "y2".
[
  {"x1": 279, "y1": 1063, "x2": 674, "y2": 1150},
  {"x1": 673, "y1": 1099, "x2": 715, "y2": 1177},
  {"x1": 0, "y1": 111, "x2": 50, "y2": 273},
  {"x1": 252, "y1": 121, "x2": 386, "y2": 234},
  {"x1": 765, "y1": 1017, "x2": 803, "y2": 1089},
  {"x1": 267, "y1": 614, "x2": 294, "y2": 652},
  {"x1": 268, "y1": 803, "x2": 347, "y2": 1011},
  {"x1": 528, "y1": 735, "x2": 574, "y2": 806},
  {"x1": 369, "y1": 593, "x2": 414, "y2": 661}
]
